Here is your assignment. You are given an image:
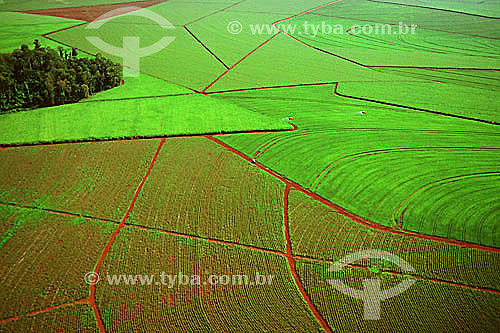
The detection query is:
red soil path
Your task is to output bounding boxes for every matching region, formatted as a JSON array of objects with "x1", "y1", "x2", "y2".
[
  {"x1": 0, "y1": 297, "x2": 89, "y2": 324},
  {"x1": 89, "y1": 138, "x2": 165, "y2": 332},
  {"x1": 19, "y1": 0, "x2": 169, "y2": 22},
  {"x1": 282, "y1": 185, "x2": 332, "y2": 332}
]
